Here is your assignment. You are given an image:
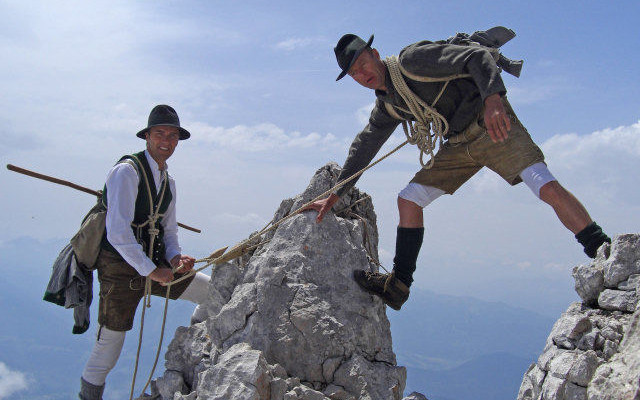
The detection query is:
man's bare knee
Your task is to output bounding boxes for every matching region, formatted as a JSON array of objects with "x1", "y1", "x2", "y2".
[
  {"x1": 539, "y1": 181, "x2": 564, "y2": 205},
  {"x1": 398, "y1": 197, "x2": 423, "y2": 228}
]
